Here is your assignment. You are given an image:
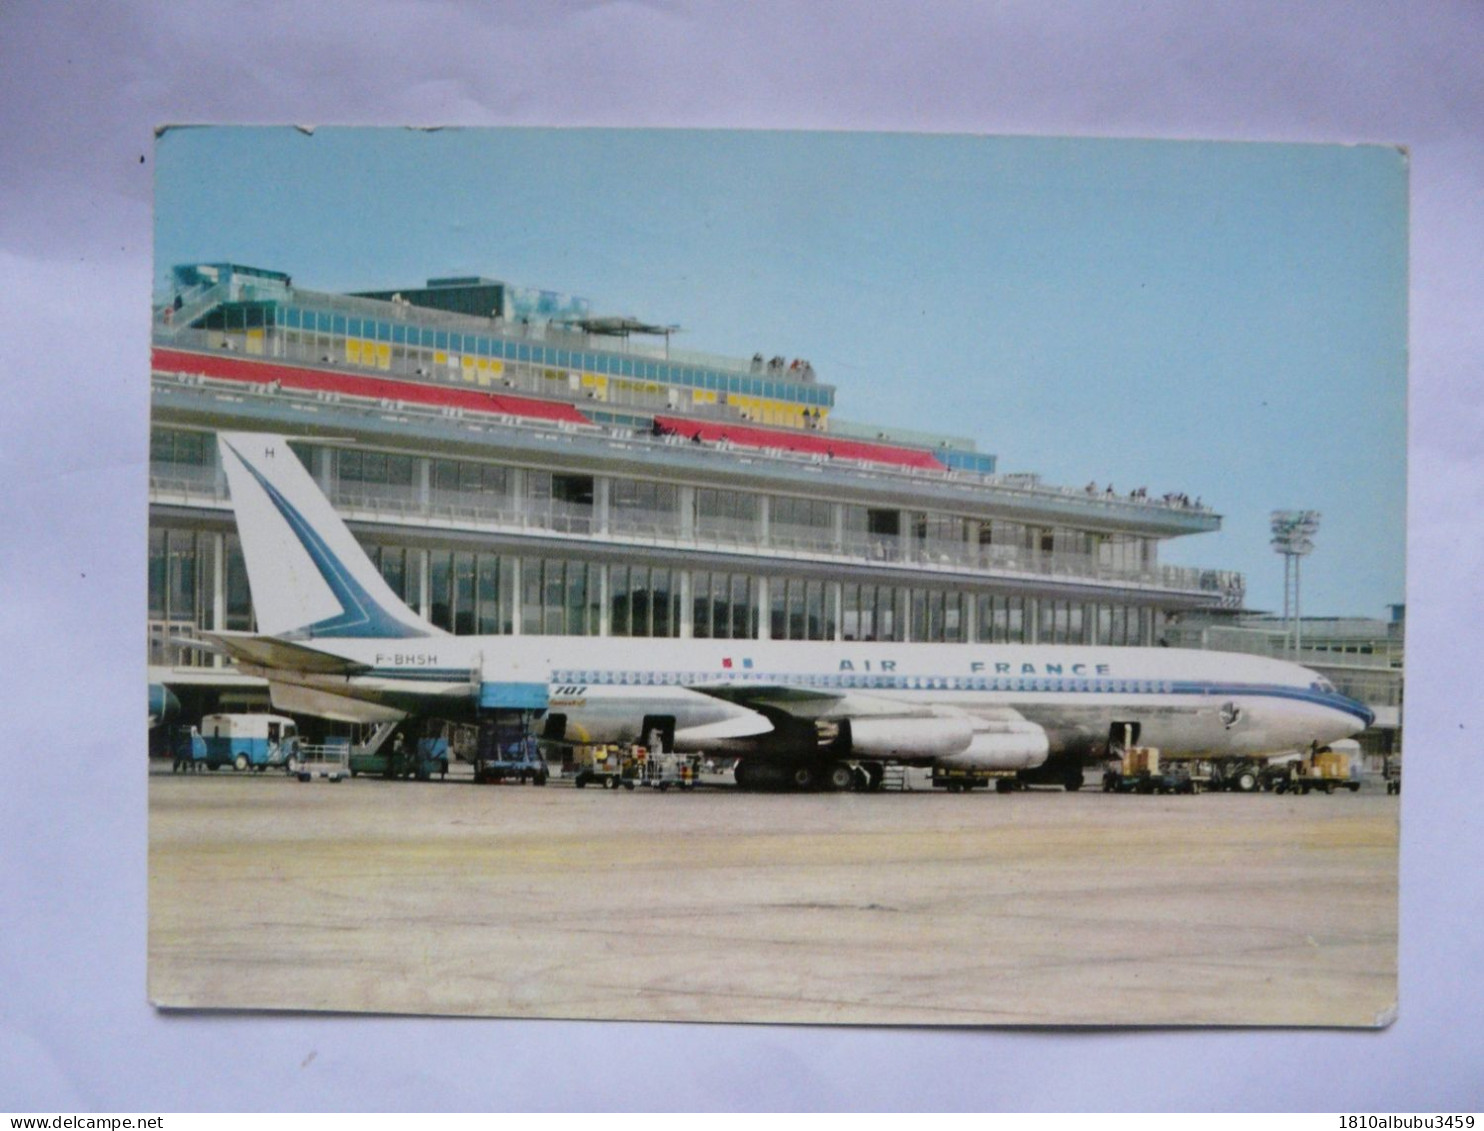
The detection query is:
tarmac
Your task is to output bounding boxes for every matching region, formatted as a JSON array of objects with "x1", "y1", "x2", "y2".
[{"x1": 148, "y1": 765, "x2": 1399, "y2": 1026}]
